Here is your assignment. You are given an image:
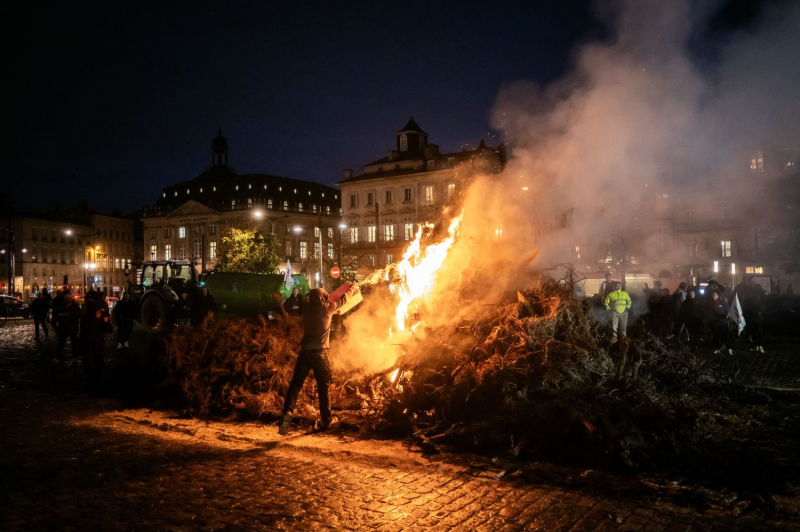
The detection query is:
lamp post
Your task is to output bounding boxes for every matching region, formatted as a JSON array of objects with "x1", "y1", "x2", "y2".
[
  {"x1": 85, "y1": 262, "x2": 96, "y2": 294},
  {"x1": 65, "y1": 229, "x2": 99, "y2": 295}
]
